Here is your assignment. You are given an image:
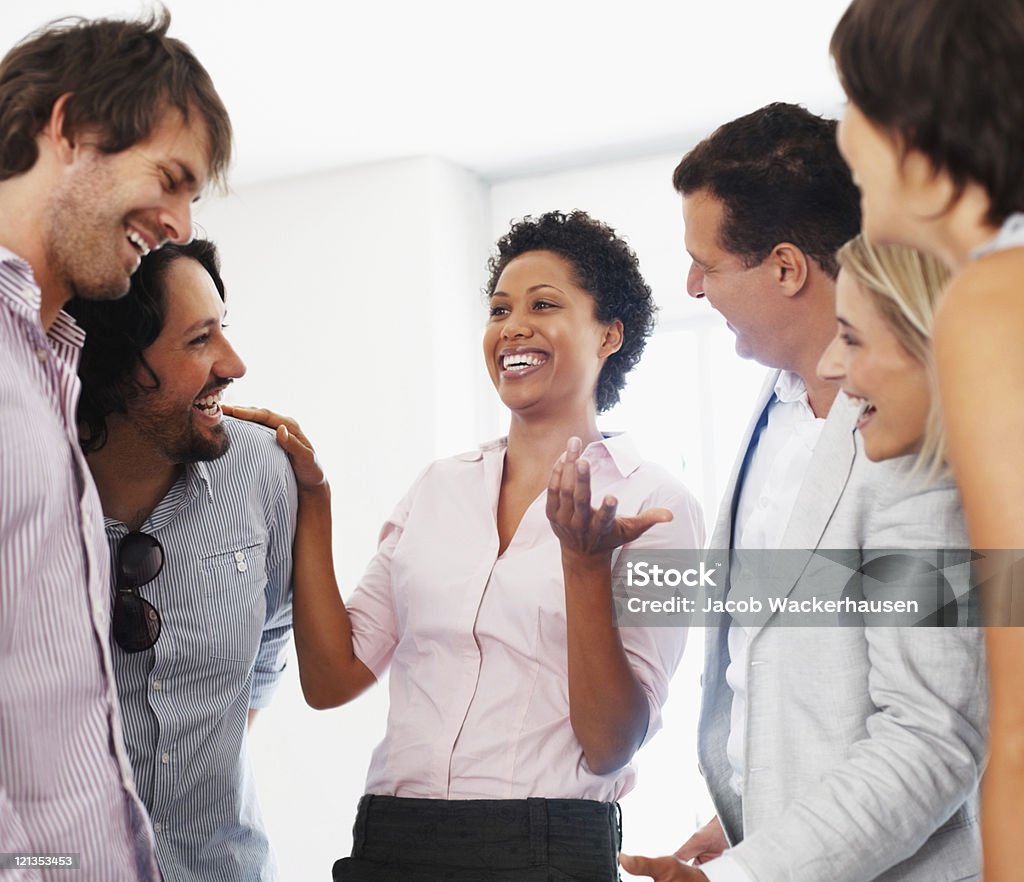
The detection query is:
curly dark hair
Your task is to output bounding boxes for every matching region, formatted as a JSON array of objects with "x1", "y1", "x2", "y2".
[
  {"x1": 673, "y1": 103, "x2": 861, "y2": 279},
  {"x1": 831, "y1": 0, "x2": 1024, "y2": 225},
  {"x1": 0, "y1": 7, "x2": 231, "y2": 186},
  {"x1": 66, "y1": 239, "x2": 225, "y2": 452},
  {"x1": 484, "y1": 210, "x2": 656, "y2": 413}
]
